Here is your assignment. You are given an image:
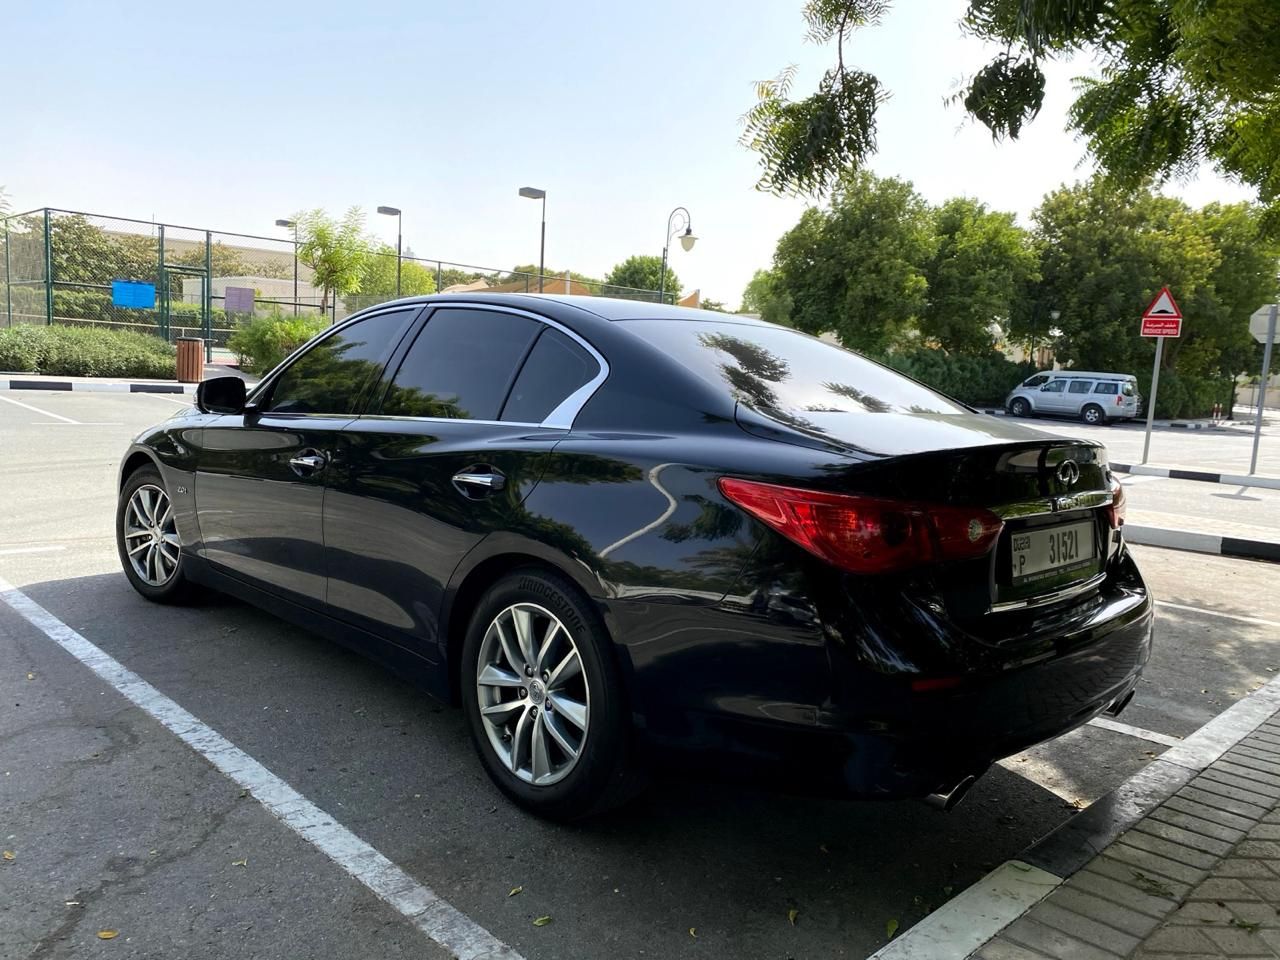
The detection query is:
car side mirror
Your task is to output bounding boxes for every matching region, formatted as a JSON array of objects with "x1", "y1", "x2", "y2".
[{"x1": 196, "y1": 375, "x2": 247, "y2": 414}]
